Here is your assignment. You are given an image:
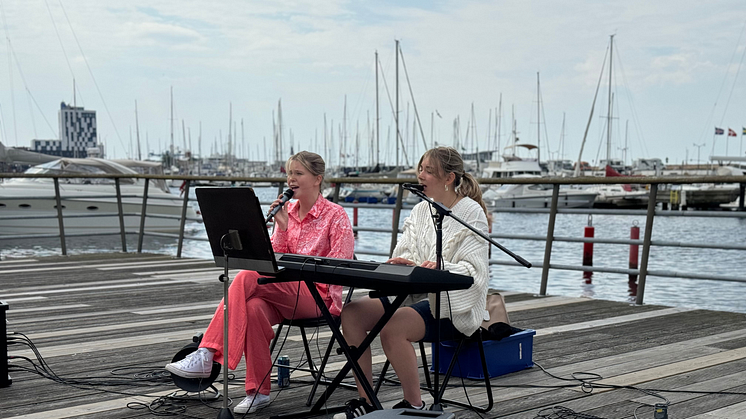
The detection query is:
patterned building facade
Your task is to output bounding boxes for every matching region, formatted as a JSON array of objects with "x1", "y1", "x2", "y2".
[{"x1": 32, "y1": 102, "x2": 99, "y2": 158}]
